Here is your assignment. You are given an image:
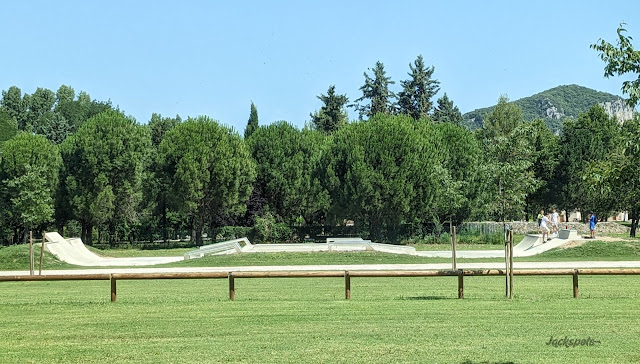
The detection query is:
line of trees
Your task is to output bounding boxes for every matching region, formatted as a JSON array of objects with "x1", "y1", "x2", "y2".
[{"x1": 1, "y1": 33, "x2": 639, "y2": 245}]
